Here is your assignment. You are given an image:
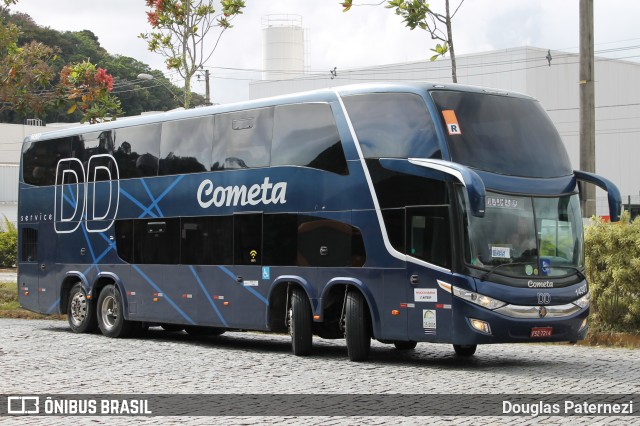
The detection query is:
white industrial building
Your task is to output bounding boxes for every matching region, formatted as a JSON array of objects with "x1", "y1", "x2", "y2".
[
  {"x1": 252, "y1": 25, "x2": 640, "y2": 218},
  {"x1": 1, "y1": 18, "x2": 639, "y2": 223}
]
